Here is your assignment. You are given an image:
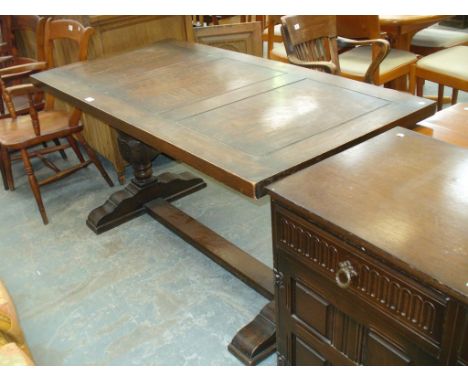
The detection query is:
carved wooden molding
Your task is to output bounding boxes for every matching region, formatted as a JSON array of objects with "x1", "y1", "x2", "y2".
[
  {"x1": 274, "y1": 268, "x2": 284, "y2": 289},
  {"x1": 274, "y1": 208, "x2": 447, "y2": 343}
]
